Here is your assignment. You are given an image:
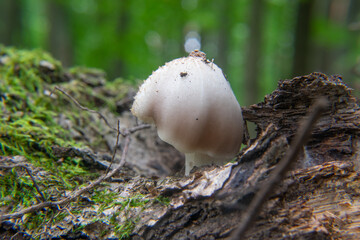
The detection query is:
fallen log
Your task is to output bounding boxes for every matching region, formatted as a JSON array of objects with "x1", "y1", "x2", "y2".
[{"x1": 132, "y1": 73, "x2": 360, "y2": 240}]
